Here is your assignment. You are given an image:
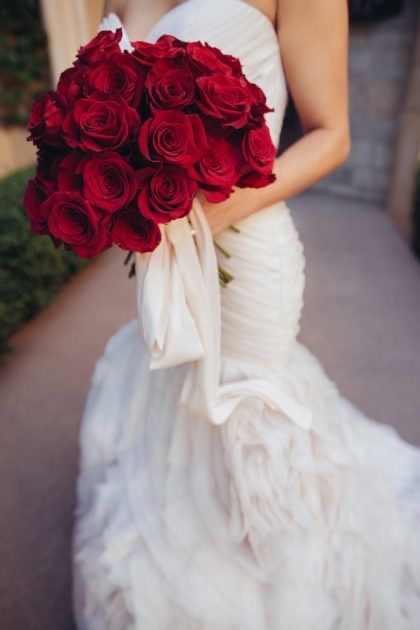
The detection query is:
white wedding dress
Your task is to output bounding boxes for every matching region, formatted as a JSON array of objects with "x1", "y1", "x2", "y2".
[{"x1": 72, "y1": 1, "x2": 420, "y2": 628}]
